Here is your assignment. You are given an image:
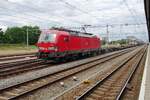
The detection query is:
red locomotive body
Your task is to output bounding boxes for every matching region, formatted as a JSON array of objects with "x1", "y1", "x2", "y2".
[{"x1": 36, "y1": 28, "x2": 101, "y2": 60}]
